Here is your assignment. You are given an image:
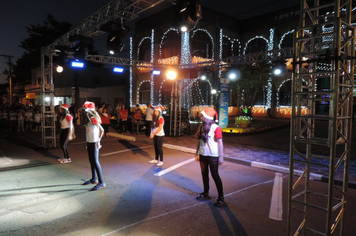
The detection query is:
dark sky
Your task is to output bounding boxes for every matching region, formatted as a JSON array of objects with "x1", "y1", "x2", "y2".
[{"x1": 0, "y1": 0, "x2": 298, "y2": 83}]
